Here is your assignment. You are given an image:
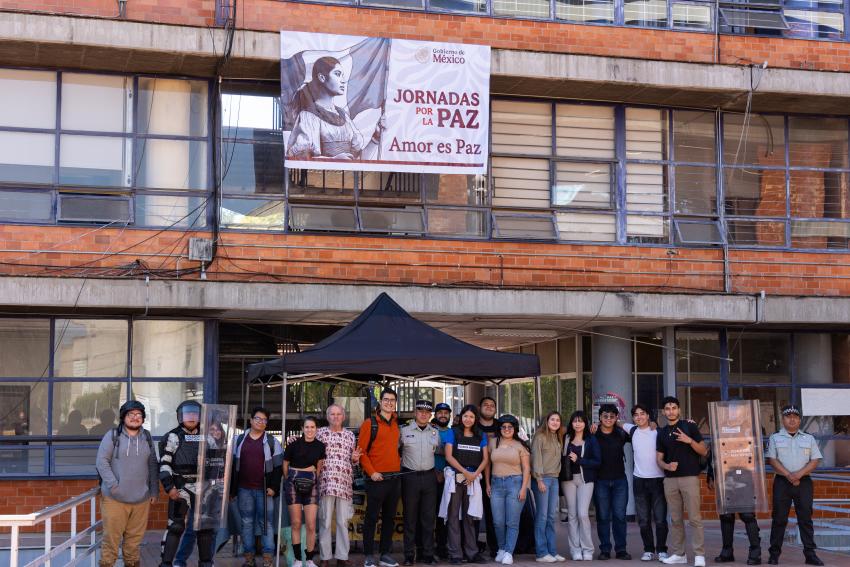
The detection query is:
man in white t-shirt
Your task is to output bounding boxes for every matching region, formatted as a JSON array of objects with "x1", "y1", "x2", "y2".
[{"x1": 623, "y1": 404, "x2": 668, "y2": 562}]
